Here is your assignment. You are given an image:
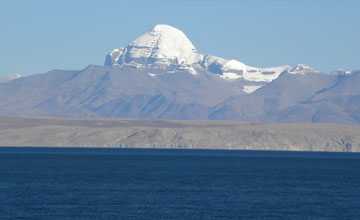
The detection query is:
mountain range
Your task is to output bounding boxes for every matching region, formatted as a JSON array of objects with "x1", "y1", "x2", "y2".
[{"x1": 1, "y1": 24, "x2": 359, "y2": 125}]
